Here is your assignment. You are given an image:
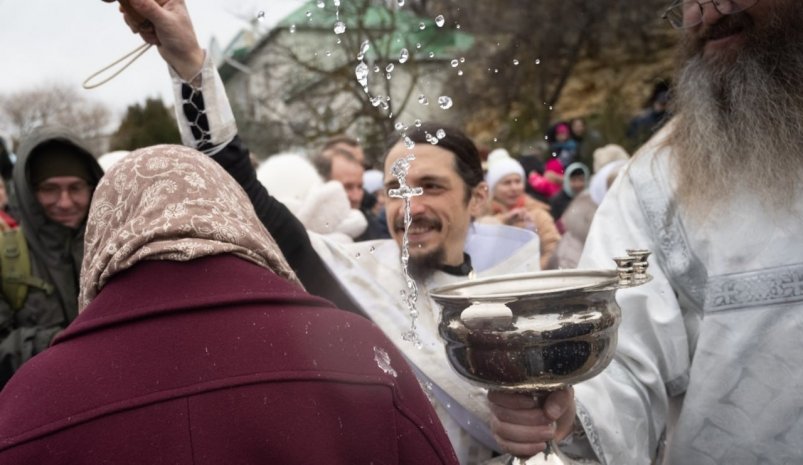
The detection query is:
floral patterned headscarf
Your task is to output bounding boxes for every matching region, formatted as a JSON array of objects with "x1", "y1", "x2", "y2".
[{"x1": 78, "y1": 145, "x2": 300, "y2": 310}]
